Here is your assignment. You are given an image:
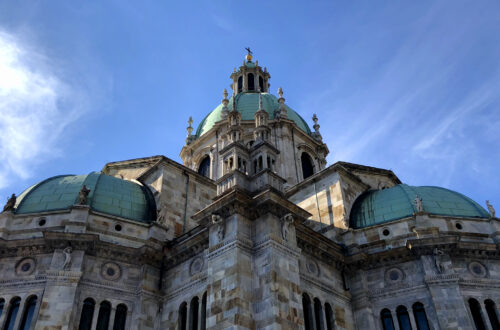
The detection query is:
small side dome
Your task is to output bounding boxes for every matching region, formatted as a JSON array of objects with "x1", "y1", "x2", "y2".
[
  {"x1": 15, "y1": 172, "x2": 156, "y2": 223},
  {"x1": 350, "y1": 184, "x2": 489, "y2": 229}
]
